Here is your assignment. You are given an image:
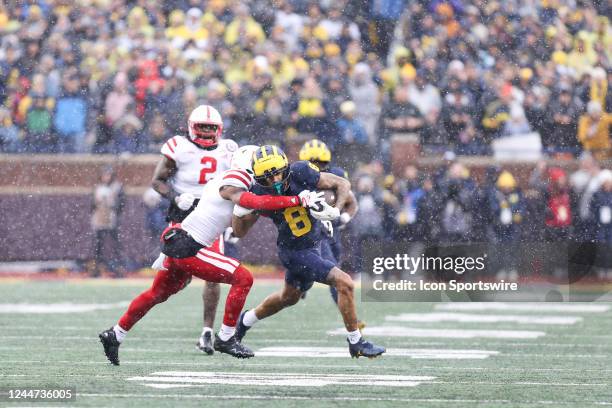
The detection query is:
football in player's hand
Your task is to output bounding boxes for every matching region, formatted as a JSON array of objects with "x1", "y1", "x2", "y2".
[{"x1": 310, "y1": 190, "x2": 336, "y2": 212}]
